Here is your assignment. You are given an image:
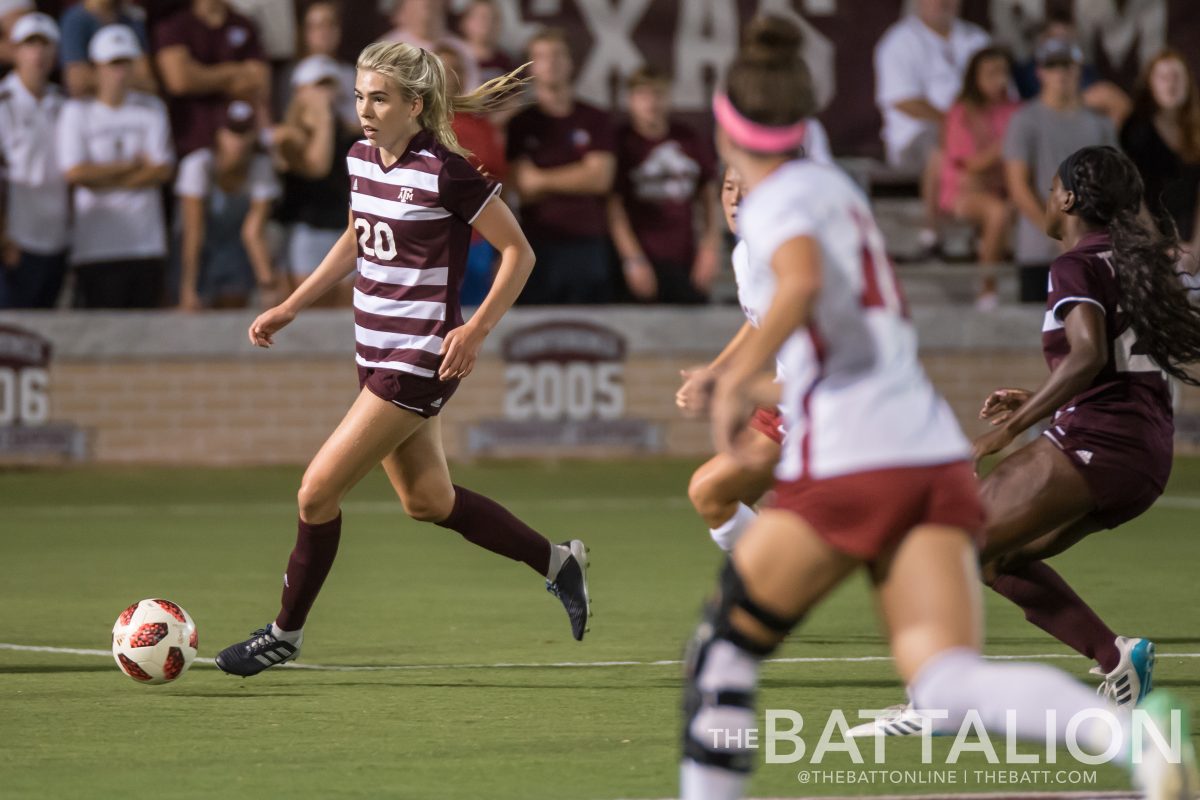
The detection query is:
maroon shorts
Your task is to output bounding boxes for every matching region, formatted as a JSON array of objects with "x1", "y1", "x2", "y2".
[
  {"x1": 357, "y1": 366, "x2": 459, "y2": 418},
  {"x1": 749, "y1": 407, "x2": 785, "y2": 445},
  {"x1": 1044, "y1": 404, "x2": 1173, "y2": 529},
  {"x1": 770, "y1": 461, "x2": 985, "y2": 561}
]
